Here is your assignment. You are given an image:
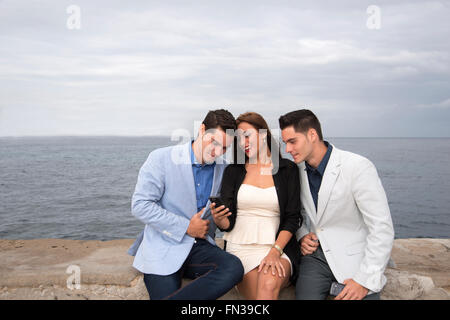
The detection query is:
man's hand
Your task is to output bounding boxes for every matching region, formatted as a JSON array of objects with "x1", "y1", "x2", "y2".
[
  {"x1": 186, "y1": 209, "x2": 210, "y2": 239},
  {"x1": 210, "y1": 203, "x2": 231, "y2": 230},
  {"x1": 334, "y1": 279, "x2": 369, "y2": 300},
  {"x1": 299, "y1": 232, "x2": 319, "y2": 255}
]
